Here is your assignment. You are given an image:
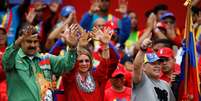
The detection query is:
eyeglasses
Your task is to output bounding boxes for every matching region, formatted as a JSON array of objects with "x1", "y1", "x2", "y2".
[
  {"x1": 149, "y1": 61, "x2": 161, "y2": 65},
  {"x1": 159, "y1": 58, "x2": 170, "y2": 63},
  {"x1": 163, "y1": 20, "x2": 175, "y2": 24},
  {"x1": 78, "y1": 59, "x2": 90, "y2": 63}
]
